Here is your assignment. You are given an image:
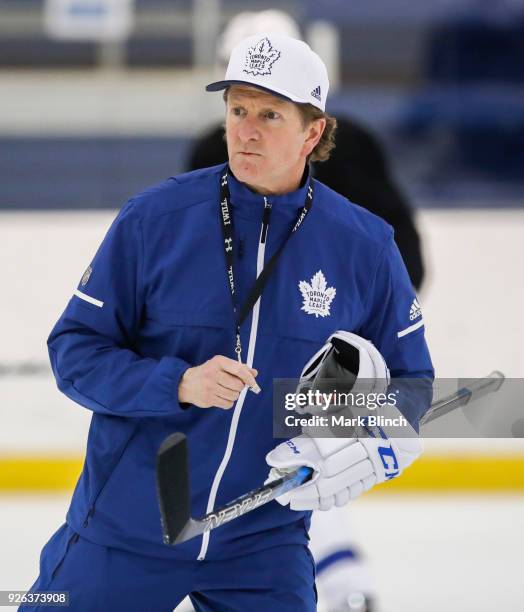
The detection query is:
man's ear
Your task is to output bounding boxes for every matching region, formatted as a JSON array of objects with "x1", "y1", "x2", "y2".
[{"x1": 302, "y1": 118, "x2": 326, "y2": 157}]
